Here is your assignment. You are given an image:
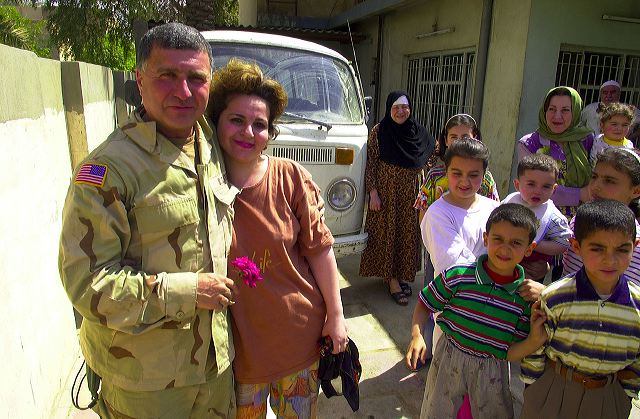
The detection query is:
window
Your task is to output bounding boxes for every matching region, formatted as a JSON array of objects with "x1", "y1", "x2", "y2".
[
  {"x1": 555, "y1": 46, "x2": 640, "y2": 107},
  {"x1": 406, "y1": 50, "x2": 476, "y2": 137}
]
